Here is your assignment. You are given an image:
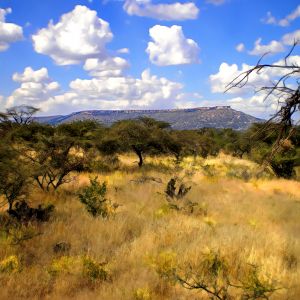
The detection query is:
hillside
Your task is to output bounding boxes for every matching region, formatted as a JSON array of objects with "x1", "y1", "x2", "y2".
[{"x1": 36, "y1": 106, "x2": 263, "y2": 130}]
